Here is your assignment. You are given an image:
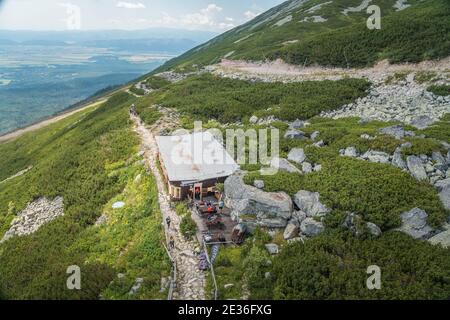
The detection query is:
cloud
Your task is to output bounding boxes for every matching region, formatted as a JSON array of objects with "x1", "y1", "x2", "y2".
[
  {"x1": 180, "y1": 3, "x2": 234, "y2": 30},
  {"x1": 201, "y1": 4, "x2": 223, "y2": 14},
  {"x1": 244, "y1": 10, "x2": 260, "y2": 20},
  {"x1": 116, "y1": 1, "x2": 146, "y2": 9}
]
